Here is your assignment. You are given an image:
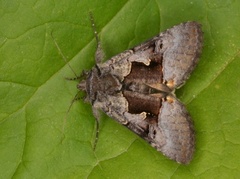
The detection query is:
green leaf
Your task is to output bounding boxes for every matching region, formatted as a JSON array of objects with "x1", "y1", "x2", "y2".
[{"x1": 1, "y1": 0, "x2": 240, "y2": 178}]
